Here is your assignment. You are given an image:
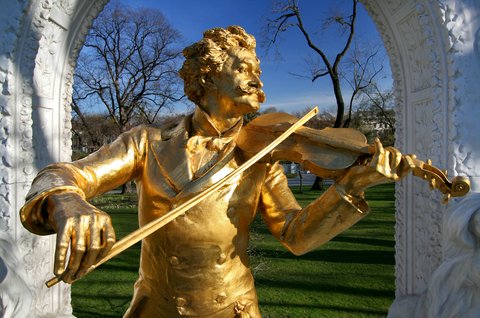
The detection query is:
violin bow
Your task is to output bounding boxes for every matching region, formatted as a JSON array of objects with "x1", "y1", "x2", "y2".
[{"x1": 45, "y1": 107, "x2": 320, "y2": 287}]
